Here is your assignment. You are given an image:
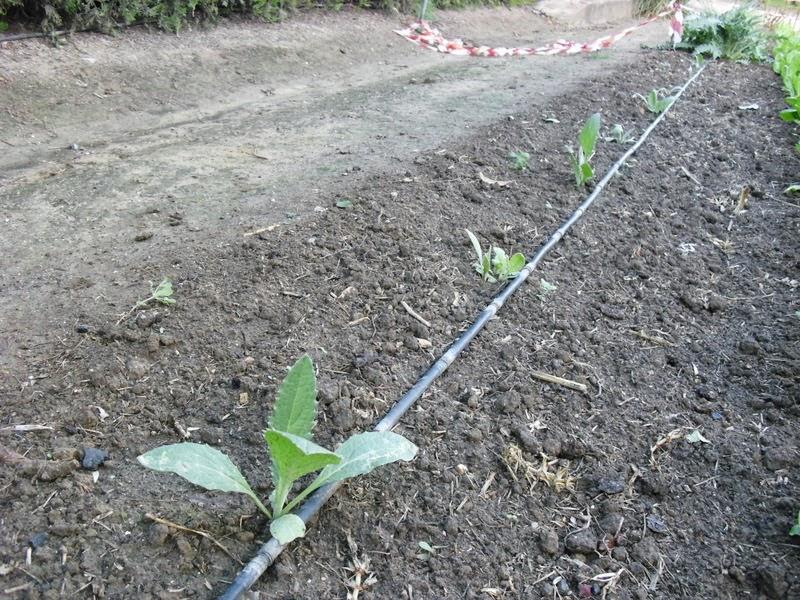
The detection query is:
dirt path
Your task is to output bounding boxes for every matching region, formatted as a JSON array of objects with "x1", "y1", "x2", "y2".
[{"x1": 0, "y1": 7, "x2": 671, "y2": 372}]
